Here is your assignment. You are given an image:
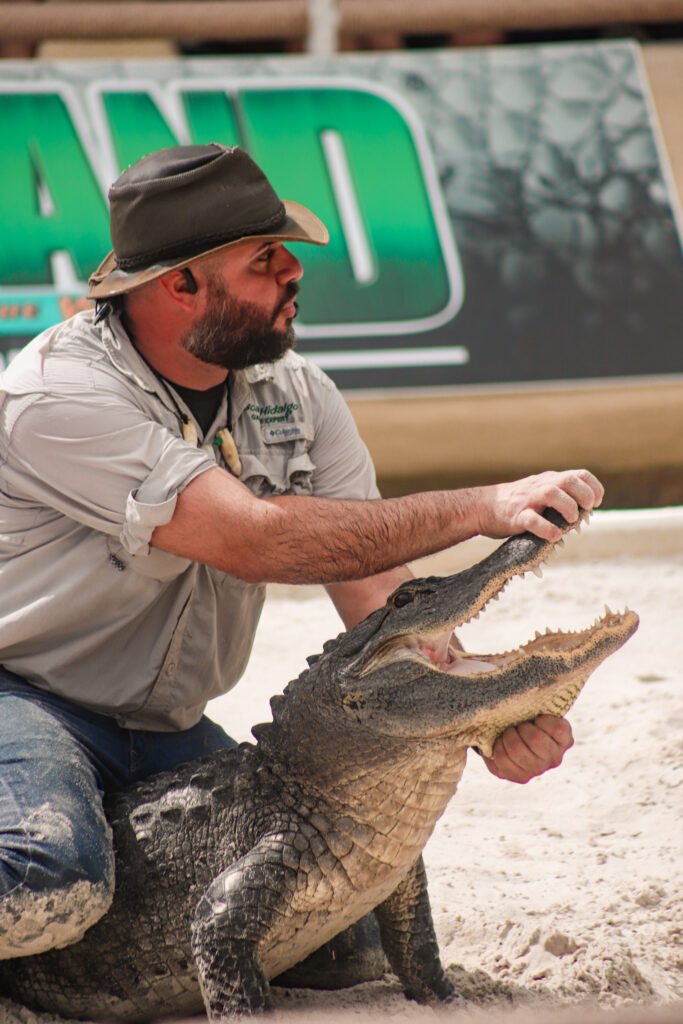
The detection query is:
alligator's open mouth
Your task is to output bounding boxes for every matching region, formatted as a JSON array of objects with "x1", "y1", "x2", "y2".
[
  {"x1": 346, "y1": 510, "x2": 638, "y2": 751},
  {"x1": 358, "y1": 508, "x2": 638, "y2": 684},
  {"x1": 354, "y1": 604, "x2": 638, "y2": 754},
  {"x1": 360, "y1": 608, "x2": 636, "y2": 679}
]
